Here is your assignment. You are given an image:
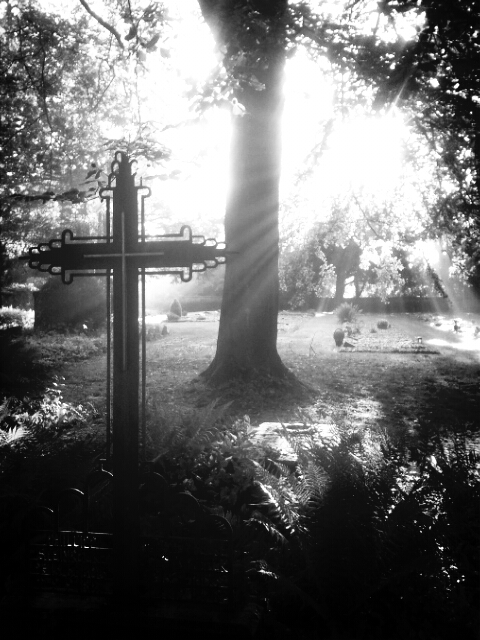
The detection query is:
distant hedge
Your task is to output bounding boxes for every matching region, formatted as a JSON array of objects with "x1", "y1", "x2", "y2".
[
  {"x1": 311, "y1": 297, "x2": 453, "y2": 314},
  {"x1": 34, "y1": 277, "x2": 106, "y2": 330}
]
